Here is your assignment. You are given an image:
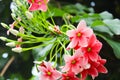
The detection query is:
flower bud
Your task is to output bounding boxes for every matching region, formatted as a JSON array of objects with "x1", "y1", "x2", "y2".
[
  {"x1": 6, "y1": 42, "x2": 16, "y2": 47},
  {"x1": 0, "y1": 37, "x2": 7, "y2": 41},
  {"x1": 25, "y1": 11, "x2": 33, "y2": 19},
  {"x1": 9, "y1": 28, "x2": 19, "y2": 36},
  {"x1": 19, "y1": 27, "x2": 24, "y2": 34},
  {"x1": 11, "y1": 13, "x2": 16, "y2": 19},
  {"x1": 33, "y1": 61, "x2": 41, "y2": 64},
  {"x1": 1, "y1": 23, "x2": 9, "y2": 29},
  {"x1": 12, "y1": 47, "x2": 22, "y2": 53},
  {"x1": 15, "y1": 0, "x2": 22, "y2": 6}
]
